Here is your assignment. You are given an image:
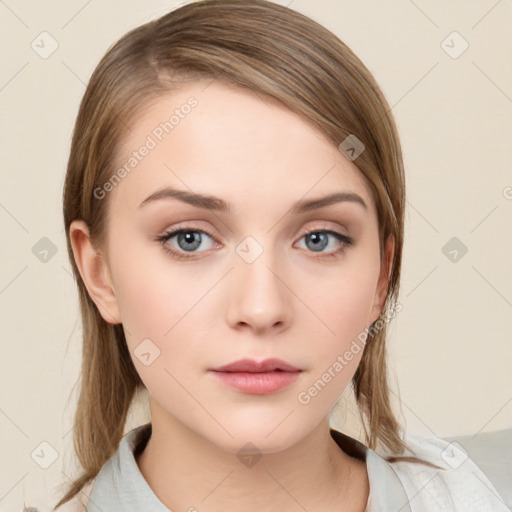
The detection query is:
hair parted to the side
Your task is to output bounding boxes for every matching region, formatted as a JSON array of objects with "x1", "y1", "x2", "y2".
[{"x1": 58, "y1": 0, "x2": 439, "y2": 508}]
